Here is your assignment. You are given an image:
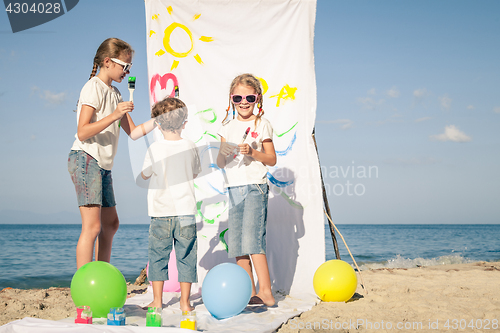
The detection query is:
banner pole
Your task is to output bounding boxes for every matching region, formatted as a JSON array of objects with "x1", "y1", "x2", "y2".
[{"x1": 312, "y1": 128, "x2": 341, "y2": 260}]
